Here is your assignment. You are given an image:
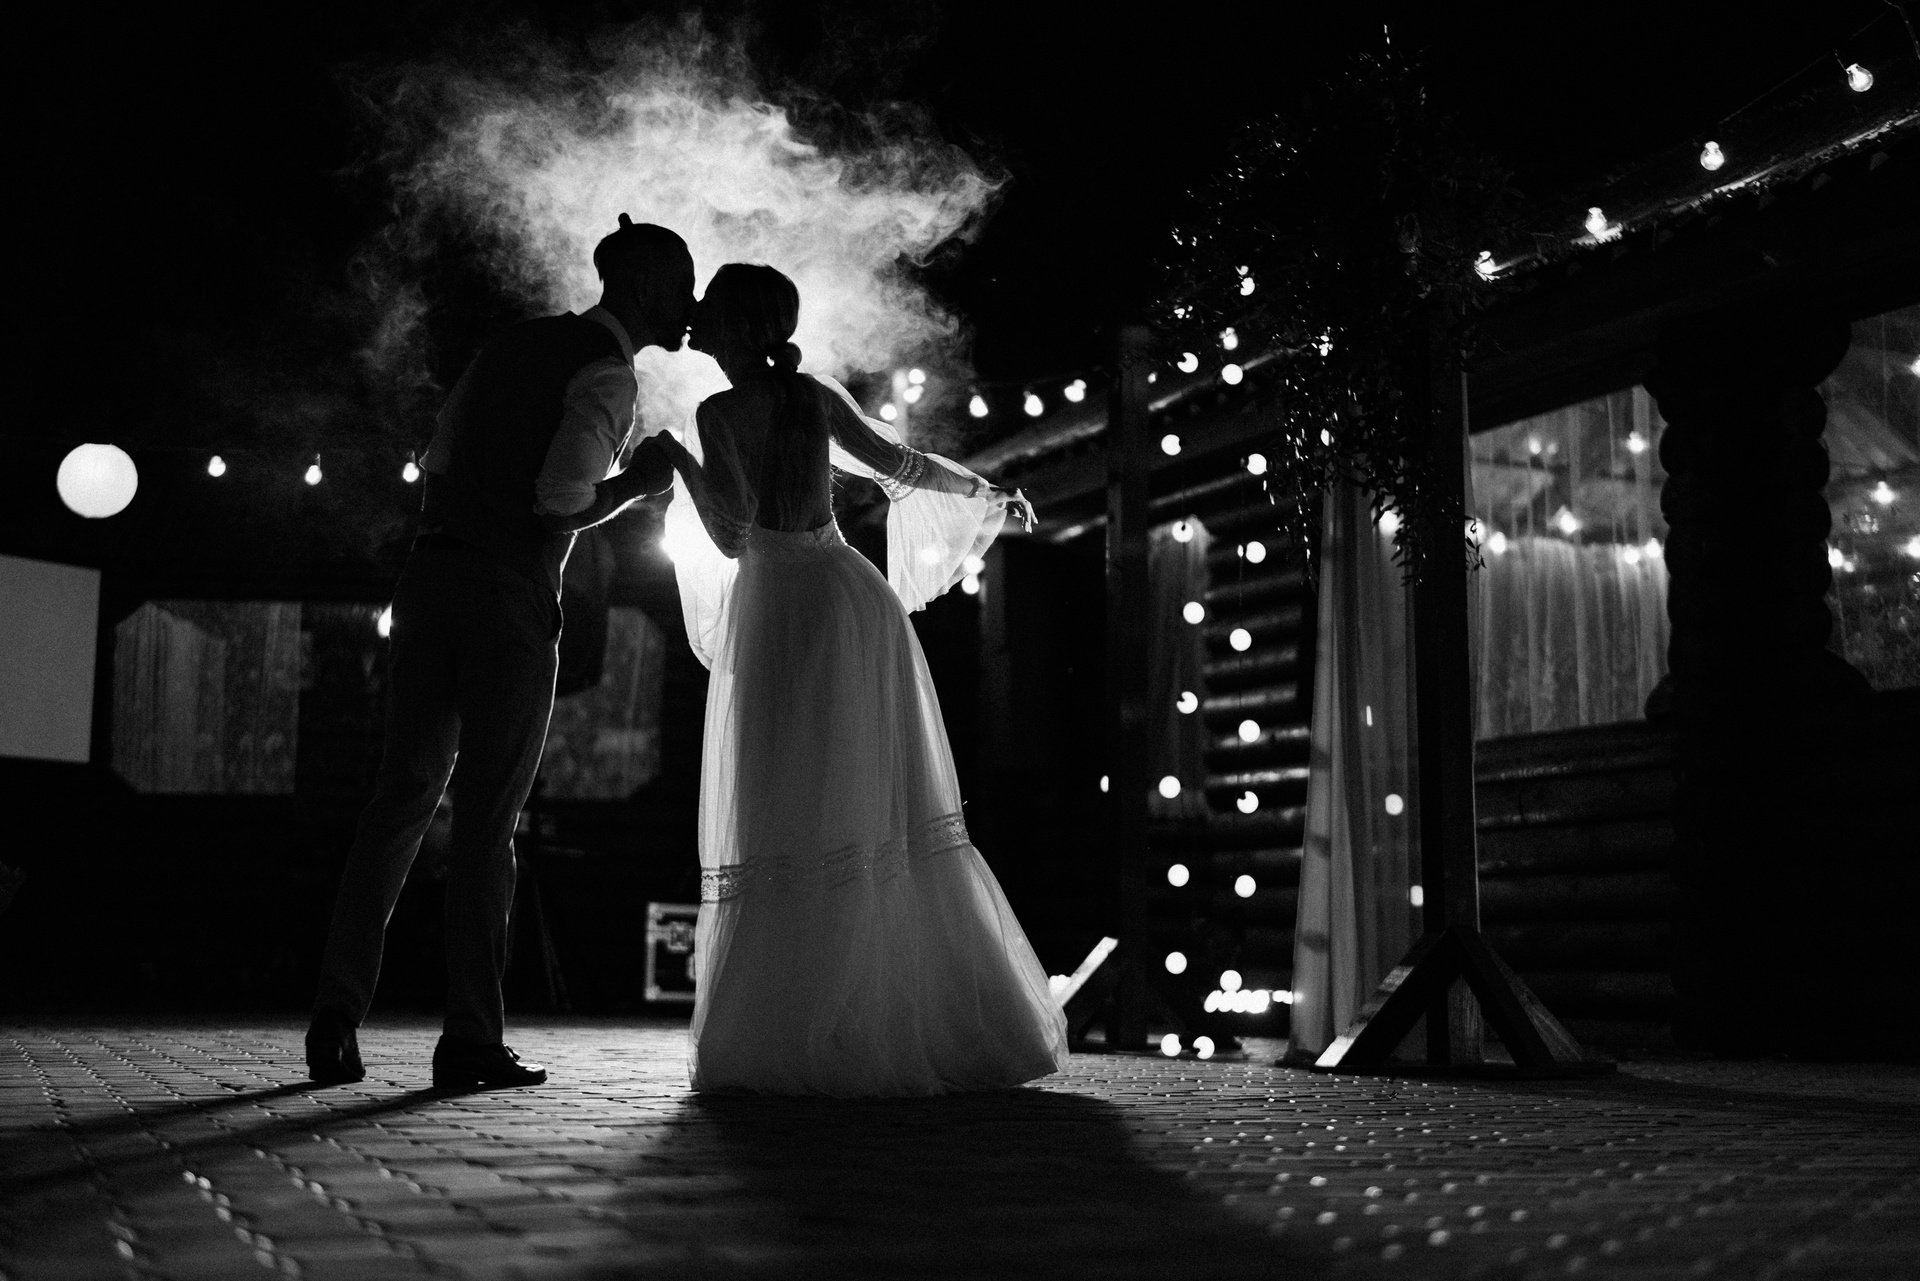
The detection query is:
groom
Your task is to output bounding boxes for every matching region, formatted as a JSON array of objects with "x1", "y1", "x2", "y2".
[{"x1": 306, "y1": 217, "x2": 696, "y2": 1089}]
